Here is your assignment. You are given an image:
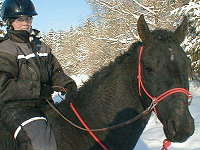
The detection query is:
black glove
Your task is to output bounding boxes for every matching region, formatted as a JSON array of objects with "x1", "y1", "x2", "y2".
[
  {"x1": 64, "y1": 82, "x2": 77, "y2": 93},
  {"x1": 40, "y1": 83, "x2": 54, "y2": 99},
  {"x1": 63, "y1": 82, "x2": 78, "y2": 102}
]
